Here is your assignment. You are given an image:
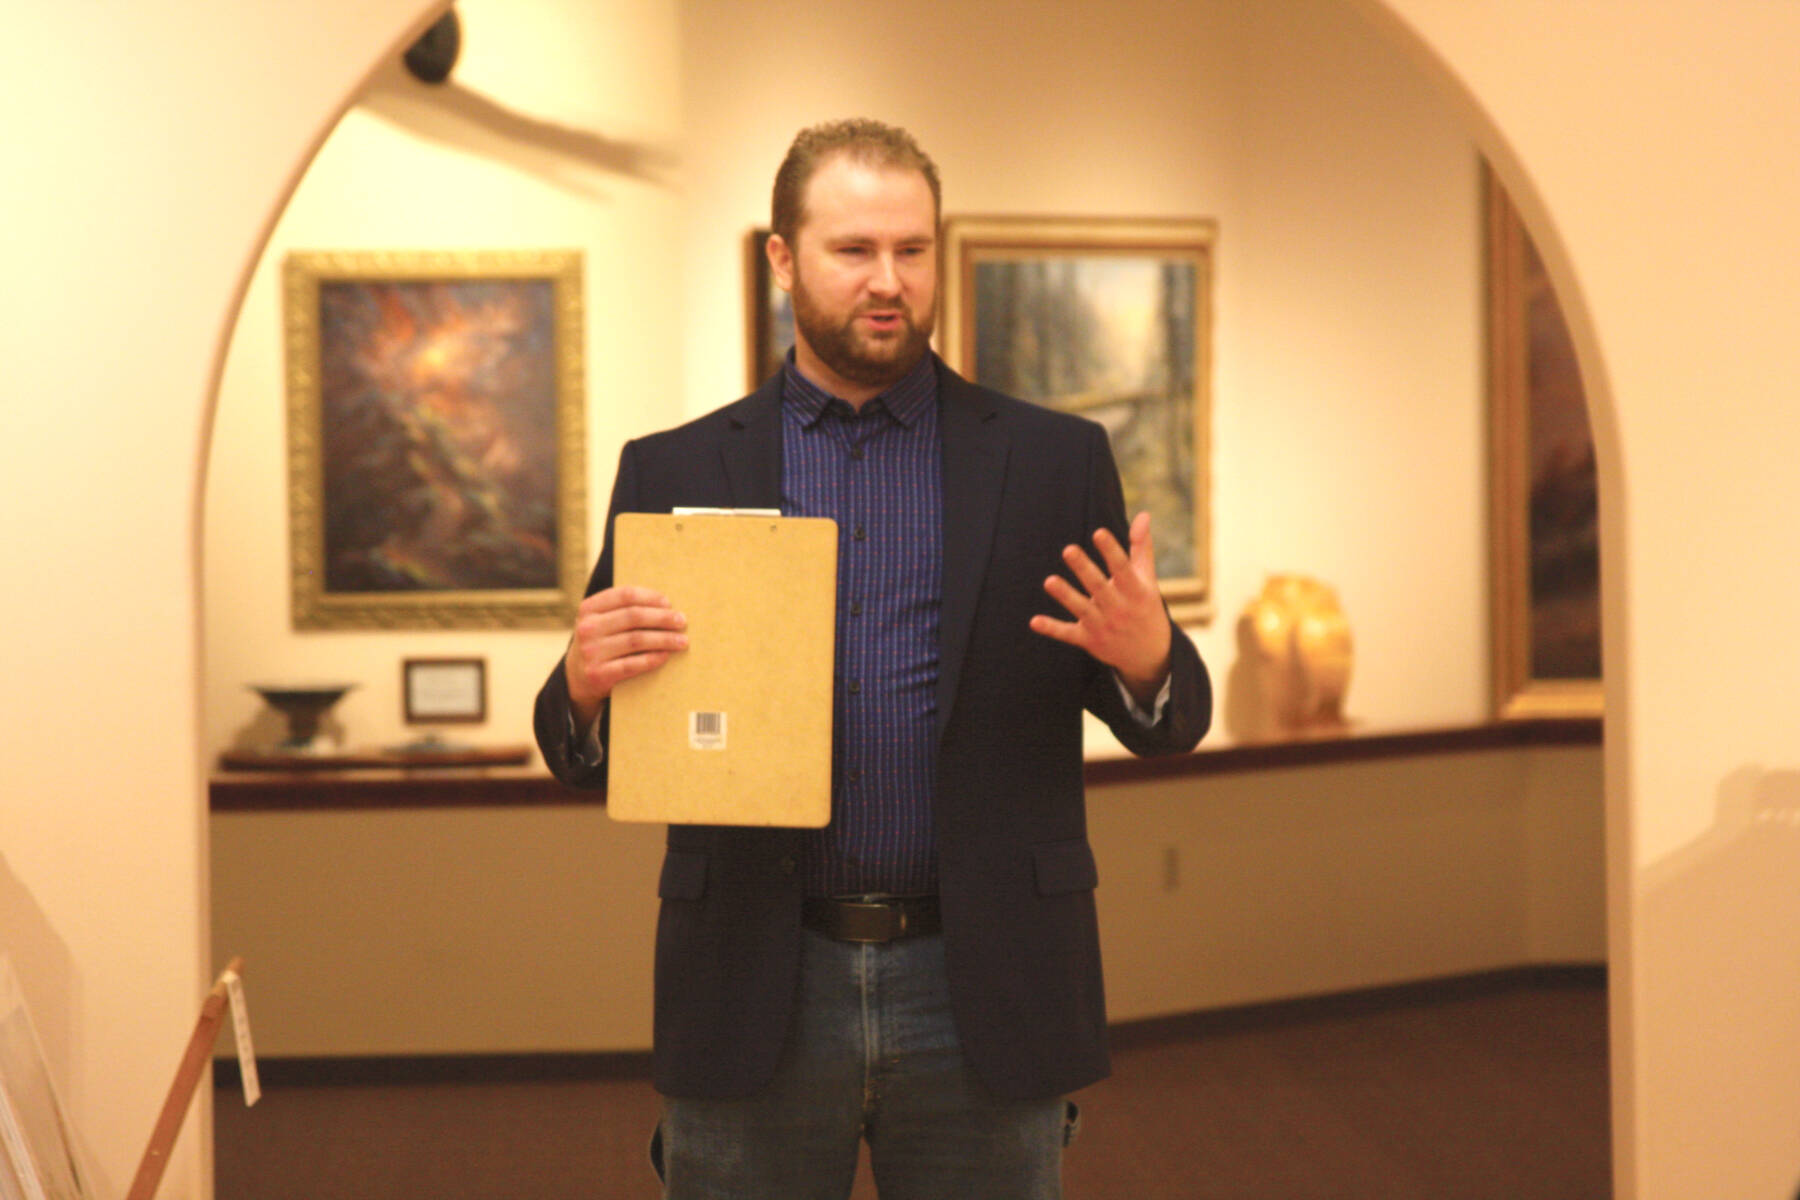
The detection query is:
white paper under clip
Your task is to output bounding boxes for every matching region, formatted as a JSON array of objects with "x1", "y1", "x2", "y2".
[
  {"x1": 671, "y1": 507, "x2": 782, "y2": 517},
  {"x1": 221, "y1": 969, "x2": 261, "y2": 1107}
]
